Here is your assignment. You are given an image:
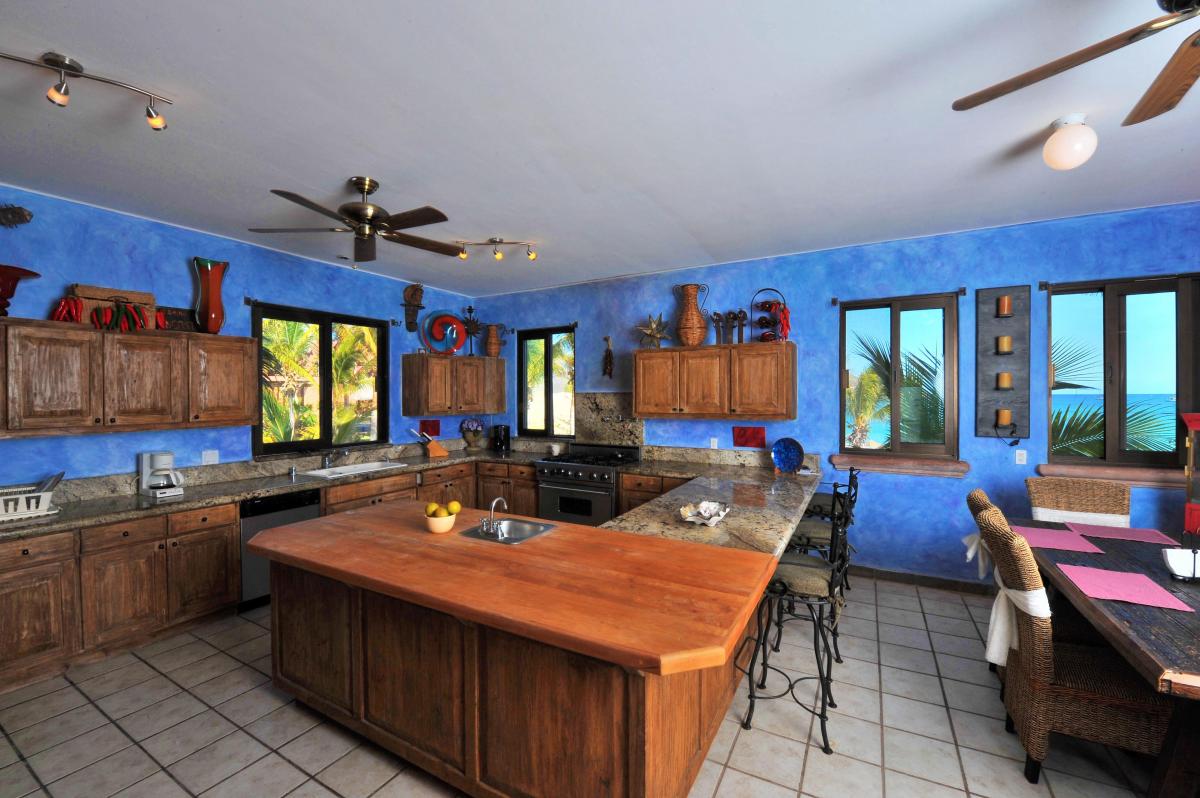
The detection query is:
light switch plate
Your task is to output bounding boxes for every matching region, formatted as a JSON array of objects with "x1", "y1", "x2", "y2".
[
  {"x1": 1015, "y1": 449, "x2": 1027, "y2": 465},
  {"x1": 201, "y1": 449, "x2": 219, "y2": 465},
  {"x1": 709, "y1": 438, "x2": 718, "y2": 449}
]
